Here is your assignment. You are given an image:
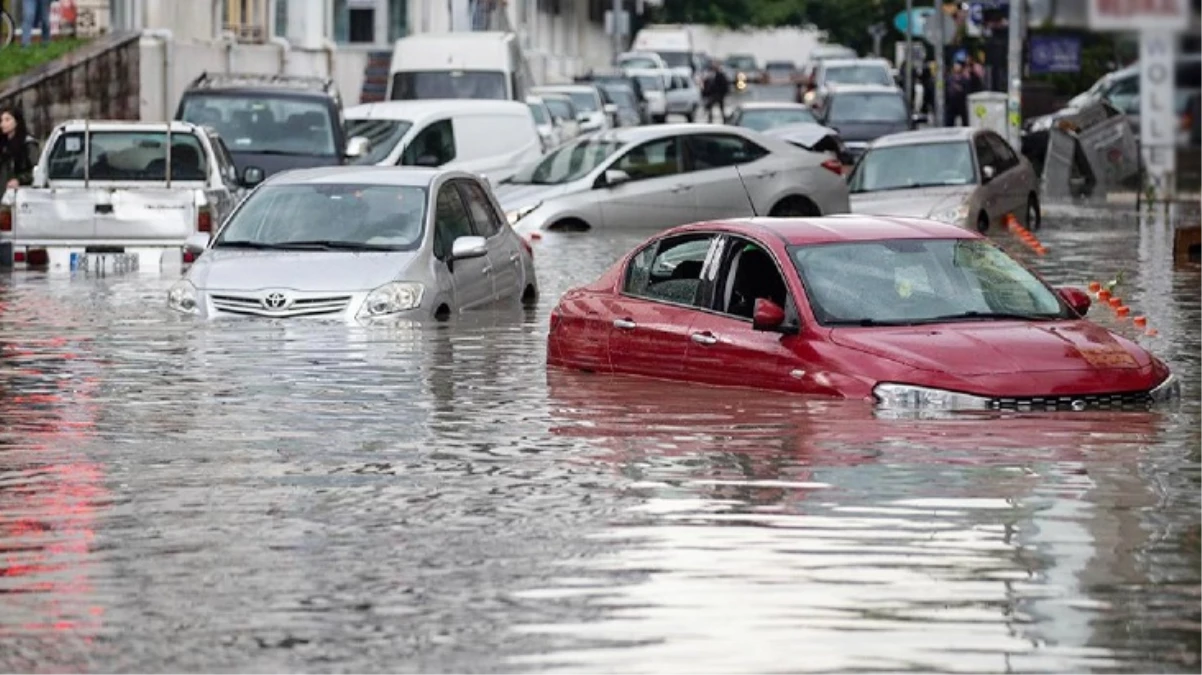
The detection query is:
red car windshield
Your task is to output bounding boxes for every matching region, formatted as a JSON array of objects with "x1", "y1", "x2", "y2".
[{"x1": 789, "y1": 239, "x2": 1067, "y2": 326}]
